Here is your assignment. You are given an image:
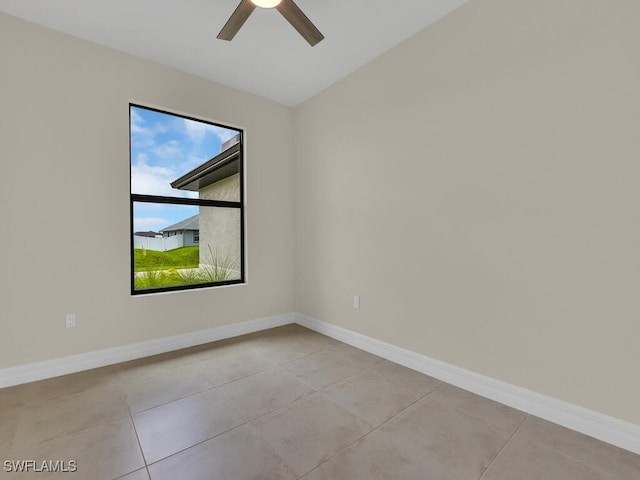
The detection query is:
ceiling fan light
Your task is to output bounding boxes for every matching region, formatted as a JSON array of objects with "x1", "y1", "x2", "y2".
[{"x1": 250, "y1": 0, "x2": 282, "y2": 8}]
